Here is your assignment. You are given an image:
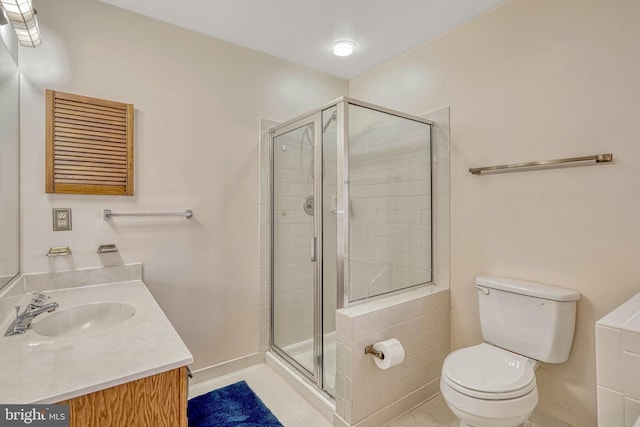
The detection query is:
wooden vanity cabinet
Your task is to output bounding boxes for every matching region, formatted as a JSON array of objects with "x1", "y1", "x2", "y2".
[{"x1": 58, "y1": 366, "x2": 188, "y2": 427}]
